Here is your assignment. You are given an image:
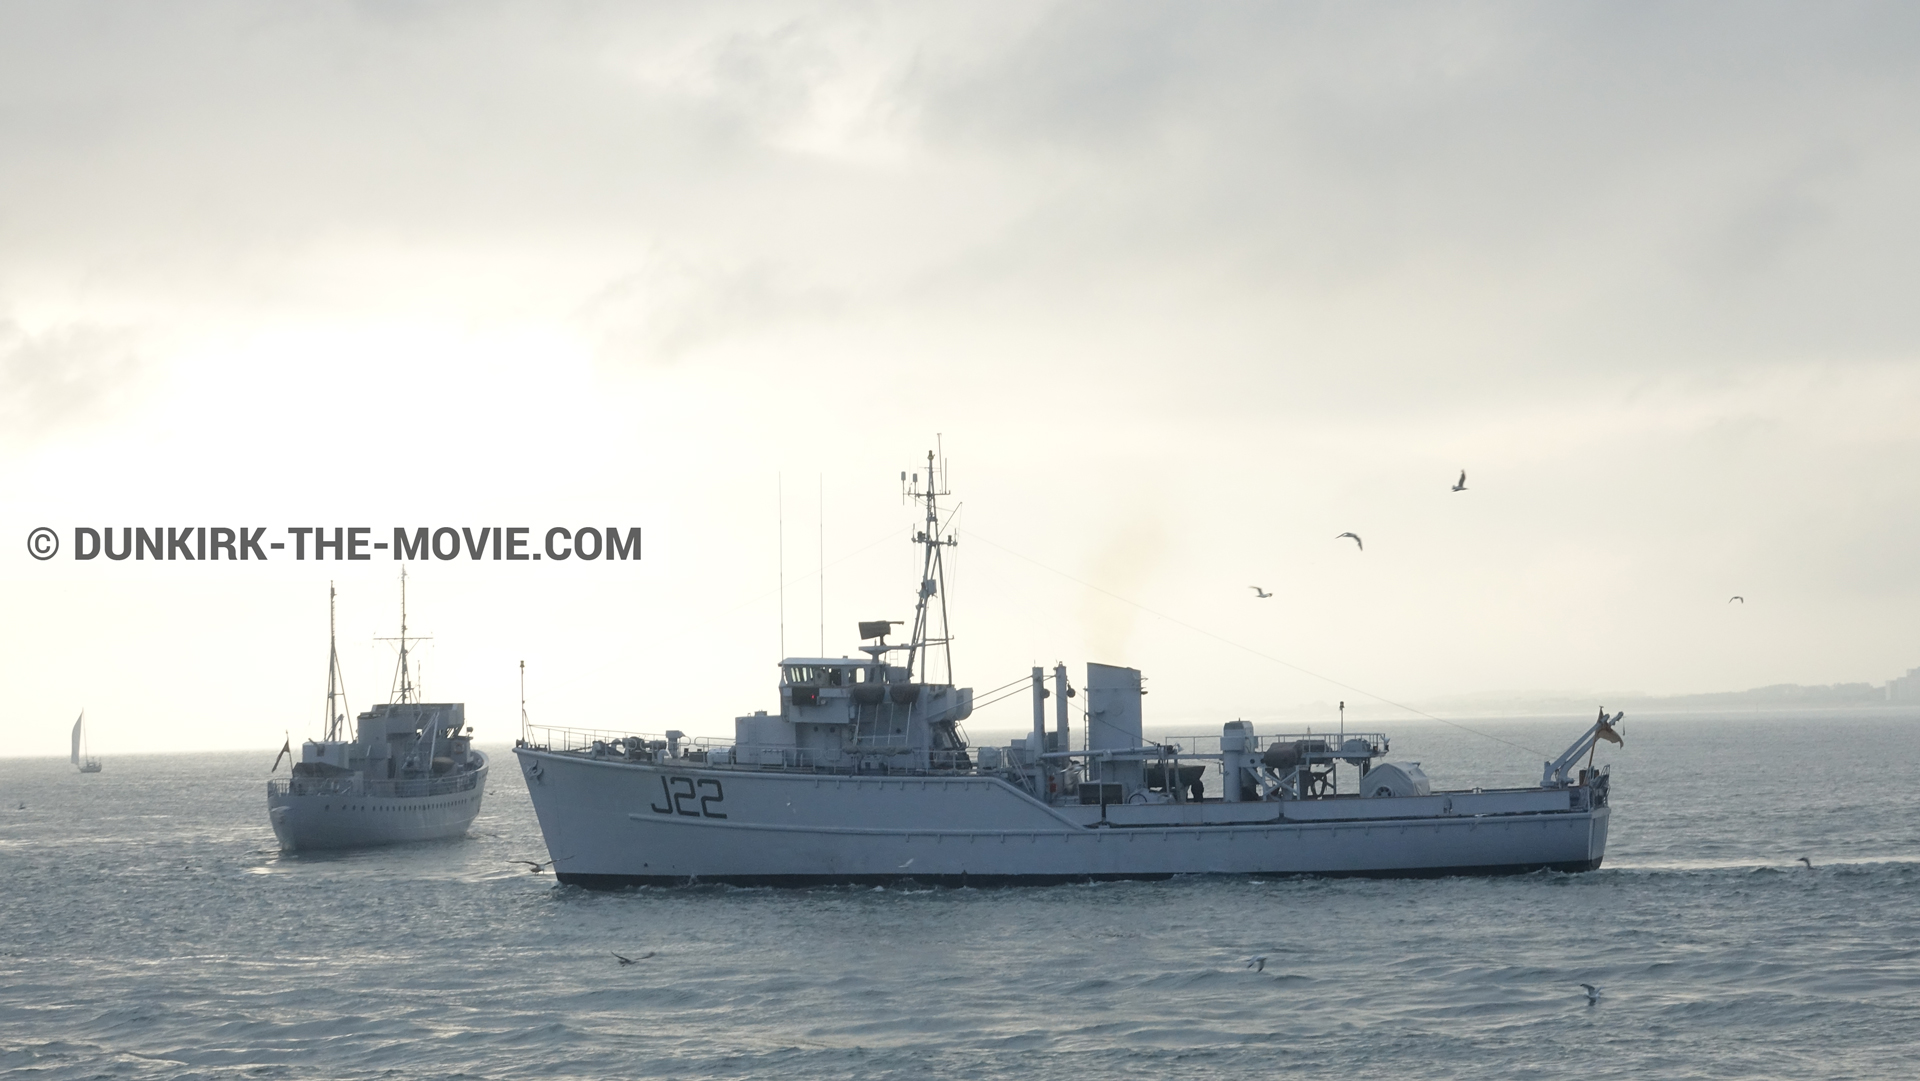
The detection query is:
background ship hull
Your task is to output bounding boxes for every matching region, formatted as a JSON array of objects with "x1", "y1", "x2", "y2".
[
  {"x1": 516, "y1": 750, "x2": 1606, "y2": 886},
  {"x1": 269, "y1": 760, "x2": 489, "y2": 851}
]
